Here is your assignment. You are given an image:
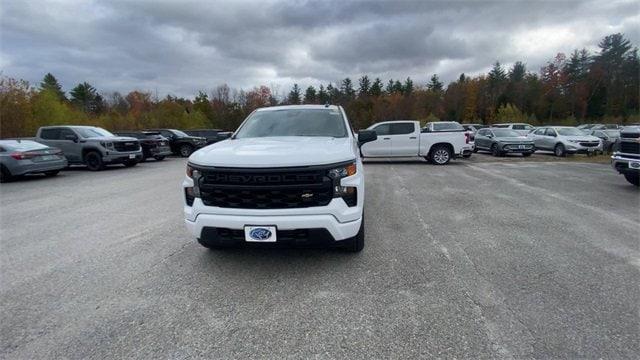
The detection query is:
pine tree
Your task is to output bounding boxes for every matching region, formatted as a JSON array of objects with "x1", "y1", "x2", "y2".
[
  {"x1": 370, "y1": 78, "x2": 383, "y2": 97},
  {"x1": 340, "y1": 78, "x2": 355, "y2": 99},
  {"x1": 70, "y1": 82, "x2": 101, "y2": 114},
  {"x1": 40, "y1": 73, "x2": 66, "y2": 101},
  {"x1": 403, "y1": 77, "x2": 414, "y2": 94},
  {"x1": 358, "y1": 75, "x2": 371, "y2": 97},
  {"x1": 303, "y1": 86, "x2": 317, "y2": 104},
  {"x1": 287, "y1": 84, "x2": 301, "y2": 104},
  {"x1": 386, "y1": 79, "x2": 395, "y2": 94},
  {"x1": 318, "y1": 84, "x2": 328, "y2": 104},
  {"x1": 509, "y1": 62, "x2": 527, "y2": 82},
  {"x1": 427, "y1": 74, "x2": 443, "y2": 92}
]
